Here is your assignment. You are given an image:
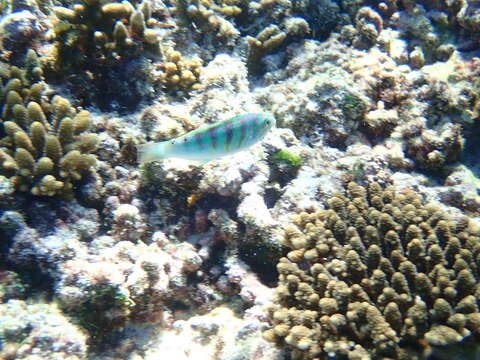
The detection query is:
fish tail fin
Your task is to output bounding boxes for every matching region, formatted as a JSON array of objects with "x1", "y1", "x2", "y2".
[{"x1": 136, "y1": 142, "x2": 168, "y2": 163}]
